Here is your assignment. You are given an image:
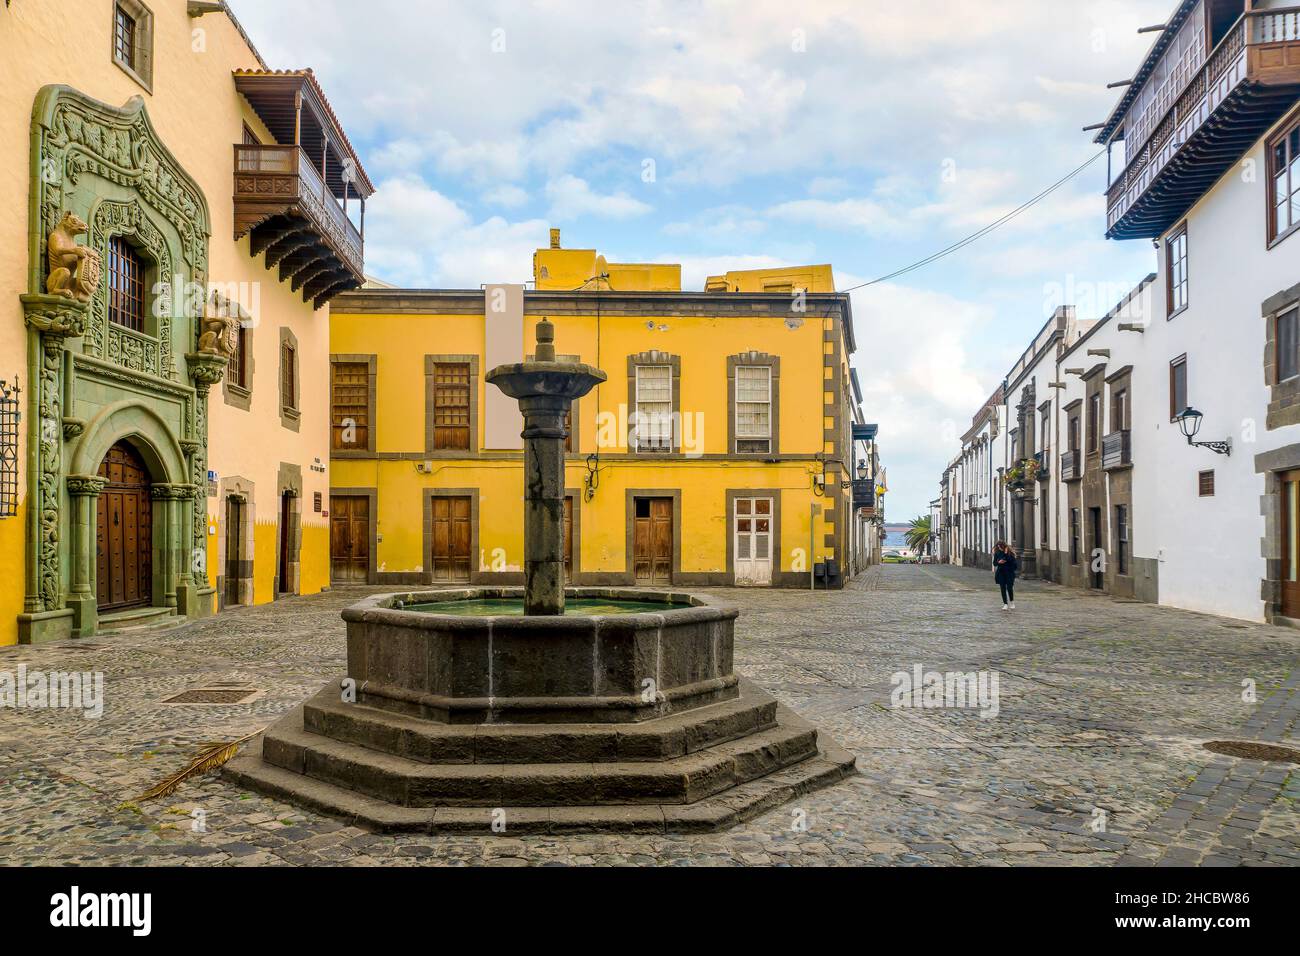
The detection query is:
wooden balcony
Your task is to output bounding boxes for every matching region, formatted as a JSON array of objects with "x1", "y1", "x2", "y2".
[
  {"x1": 1105, "y1": 8, "x2": 1300, "y2": 240},
  {"x1": 1034, "y1": 449, "x2": 1051, "y2": 482},
  {"x1": 1102, "y1": 430, "x2": 1133, "y2": 470},
  {"x1": 1060, "y1": 450, "x2": 1082, "y2": 482},
  {"x1": 234, "y1": 144, "x2": 366, "y2": 308}
]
